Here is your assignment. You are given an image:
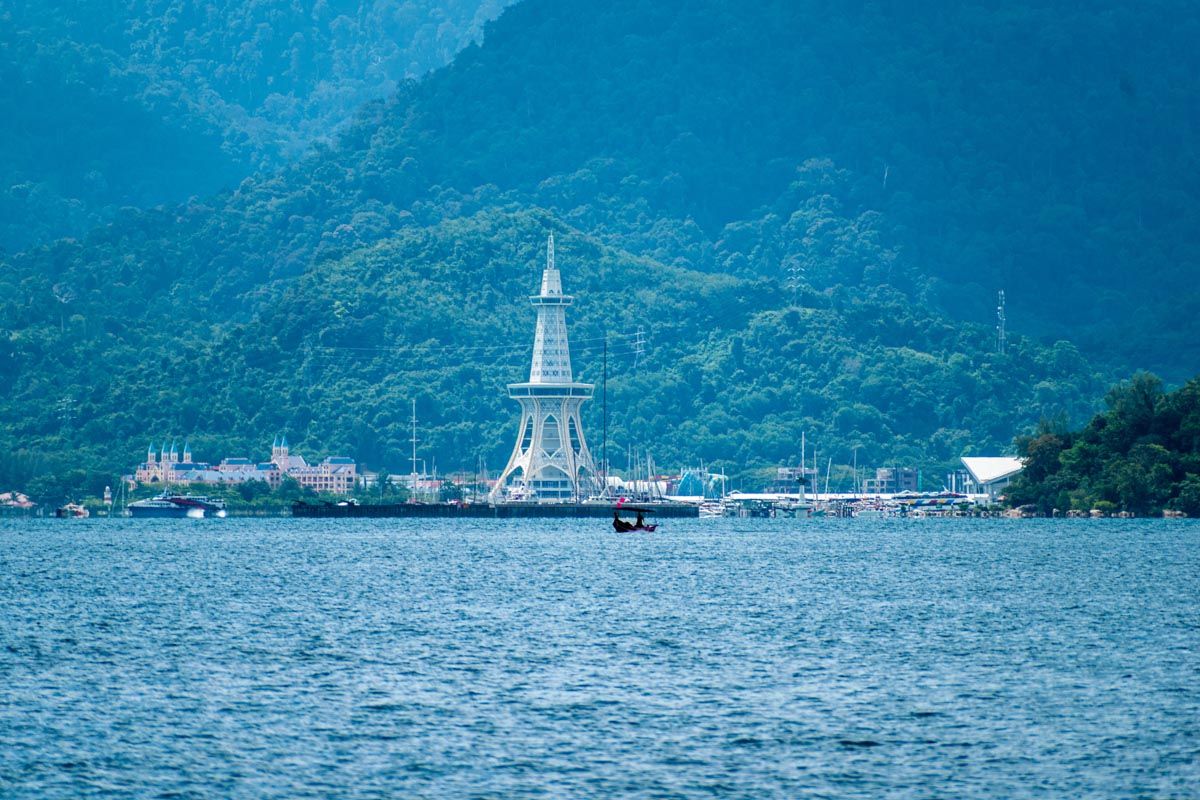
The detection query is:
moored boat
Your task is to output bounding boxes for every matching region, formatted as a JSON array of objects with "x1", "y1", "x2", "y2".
[{"x1": 55, "y1": 502, "x2": 89, "y2": 518}]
